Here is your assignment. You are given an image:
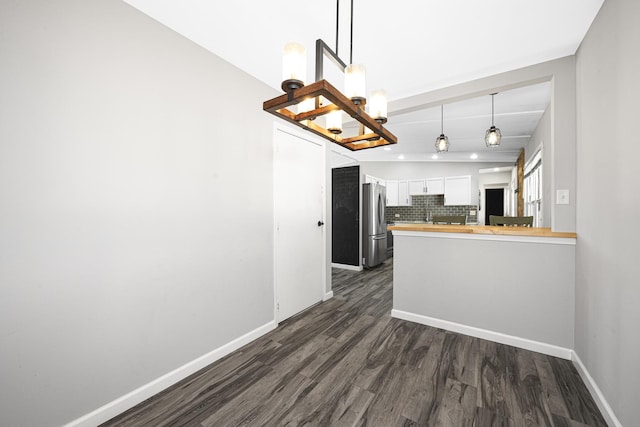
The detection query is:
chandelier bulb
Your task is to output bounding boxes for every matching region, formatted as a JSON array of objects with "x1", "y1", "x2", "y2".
[
  {"x1": 345, "y1": 64, "x2": 366, "y2": 104},
  {"x1": 370, "y1": 89, "x2": 388, "y2": 123},
  {"x1": 282, "y1": 42, "x2": 306, "y2": 92}
]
